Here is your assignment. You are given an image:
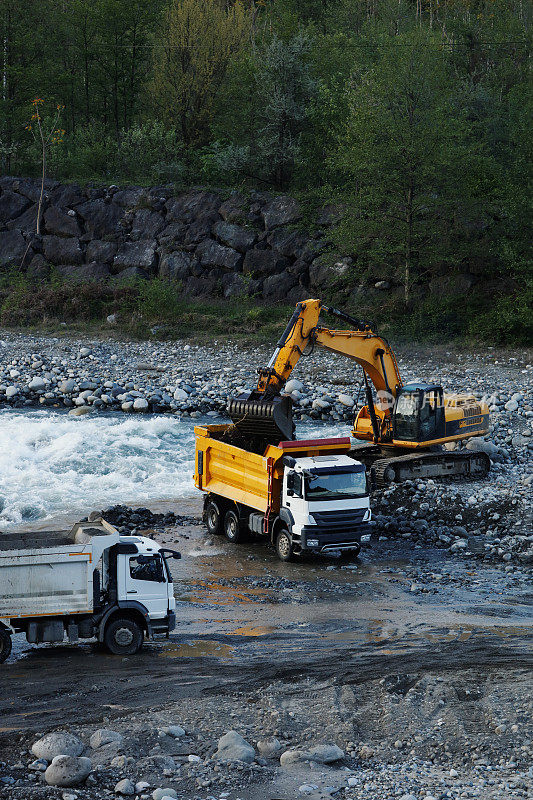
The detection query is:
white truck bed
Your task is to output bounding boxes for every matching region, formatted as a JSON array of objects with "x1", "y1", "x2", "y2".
[{"x1": 0, "y1": 520, "x2": 119, "y2": 621}]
